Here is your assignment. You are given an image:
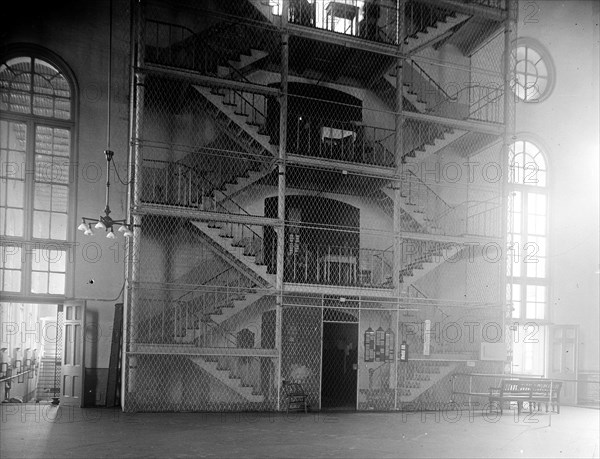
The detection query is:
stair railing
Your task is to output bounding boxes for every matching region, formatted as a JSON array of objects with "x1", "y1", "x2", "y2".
[
  {"x1": 402, "y1": 118, "x2": 453, "y2": 161},
  {"x1": 370, "y1": 244, "x2": 394, "y2": 287},
  {"x1": 465, "y1": 196, "x2": 503, "y2": 237},
  {"x1": 401, "y1": 169, "x2": 453, "y2": 216},
  {"x1": 202, "y1": 319, "x2": 268, "y2": 395},
  {"x1": 369, "y1": 140, "x2": 462, "y2": 236},
  {"x1": 468, "y1": 0, "x2": 507, "y2": 10},
  {"x1": 140, "y1": 157, "x2": 267, "y2": 266},
  {"x1": 171, "y1": 266, "x2": 236, "y2": 305},
  {"x1": 173, "y1": 273, "x2": 257, "y2": 344},
  {"x1": 283, "y1": 241, "x2": 394, "y2": 288},
  {"x1": 141, "y1": 158, "x2": 205, "y2": 208},
  {"x1": 425, "y1": 195, "x2": 502, "y2": 238},
  {"x1": 467, "y1": 86, "x2": 504, "y2": 123},
  {"x1": 144, "y1": 19, "x2": 263, "y2": 83},
  {"x1": 404, "y1": 59, "x2": 453, "y2": 105},
  {"x1": 217, "y1": 87, "x2": 268, "y2": 127},
  {"x1": 424, "y1": 83, "x2": 504, "y2": 123},
  {"x1": 291, "y1": 115, "x2": 395, "y2": 166}
]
